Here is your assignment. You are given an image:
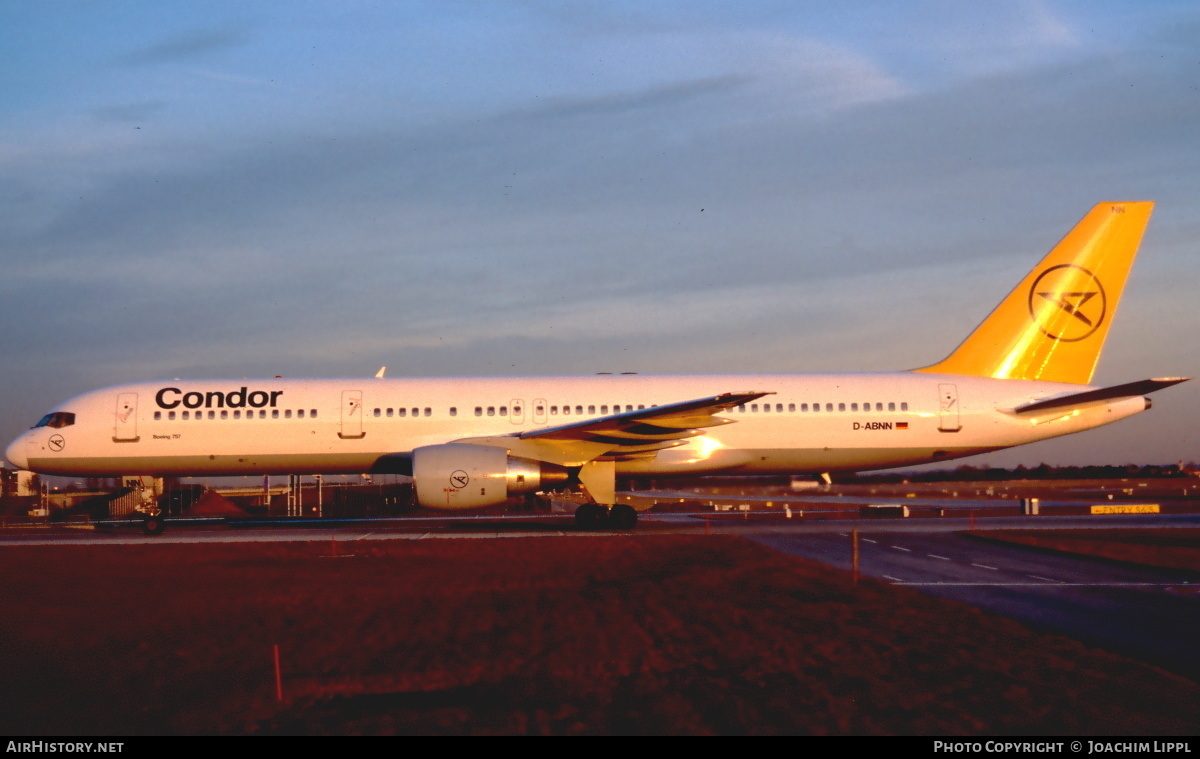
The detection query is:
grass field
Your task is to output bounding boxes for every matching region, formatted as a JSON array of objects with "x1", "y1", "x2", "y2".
[{"x1": 1, "y1": 535, "x2": 1197, "y2": 735}]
